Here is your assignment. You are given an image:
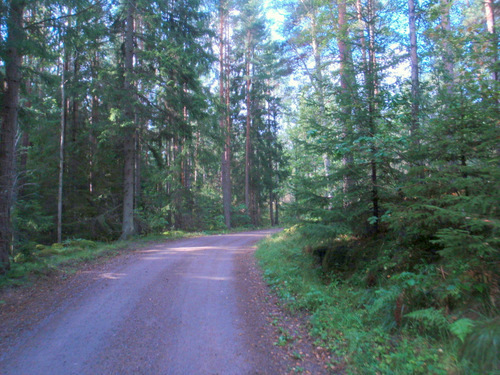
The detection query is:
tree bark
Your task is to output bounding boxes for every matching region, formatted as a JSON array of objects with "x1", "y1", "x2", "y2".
[
  {"x1": 365, "y1": 0, "x2": 380, "y2": 233},
  {"x1": 120, "y1": 0, "x2": 136, "y2": 240},
  {"x1": 219, "y1": 0, "x2": 232, "y2": 229},
  {"x1": 0, "y1": 0, "x2": 25, "y2": 273},
  {"x1": 89, "y1": 52, "x2": 99, "y2": 194},
  {"x1": 337, "y1": 0, "x2": 354, "y2": 206},
  {"x1": 440, "y1": 0, "x2": 454, "y2": 89},
  {"x1": 356, "y1": 0, "x2": 368, "y2": 71},
  {"x1": 269, "y1": 191, "x2": 274, "y2": 226},
  {"x1": 275, "y1": 199, "x2": 279, "y2": 226},
  {"x1": 484, "y1": 0, "x2": 498, "y2": 82},
  {"x1": 310, "y1": 5, "x2": 334, "y2": 200},
  {"x1": 18, "y1": 79, "x2": 31, "y2": 199},
  {"x1": 57, "y1": 44, "x2": 68, "y2": 244},
  {"x1": 408, "y1": 0, "x2": 420, "y2": 139},
  {"x1": 245, "y1": 29, "x2": 252, "y2": 218}
]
